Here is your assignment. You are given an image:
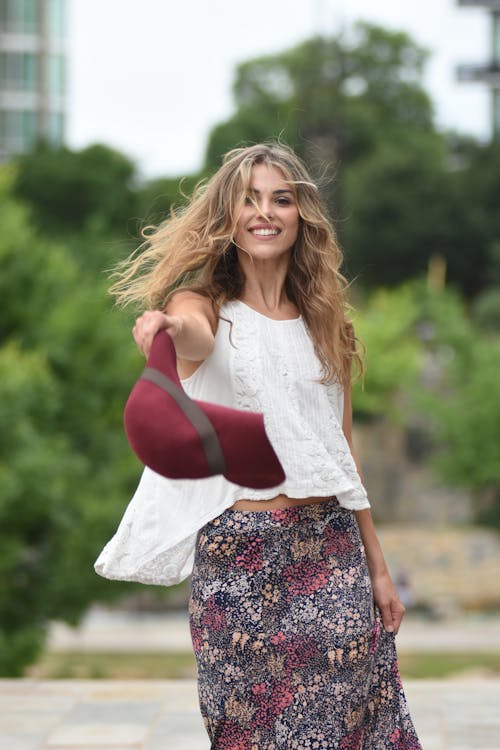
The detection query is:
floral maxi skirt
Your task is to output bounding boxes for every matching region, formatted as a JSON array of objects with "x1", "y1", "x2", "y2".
[{"x1": 188, "y1": 498, "x2": 422, "y2": 750}]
